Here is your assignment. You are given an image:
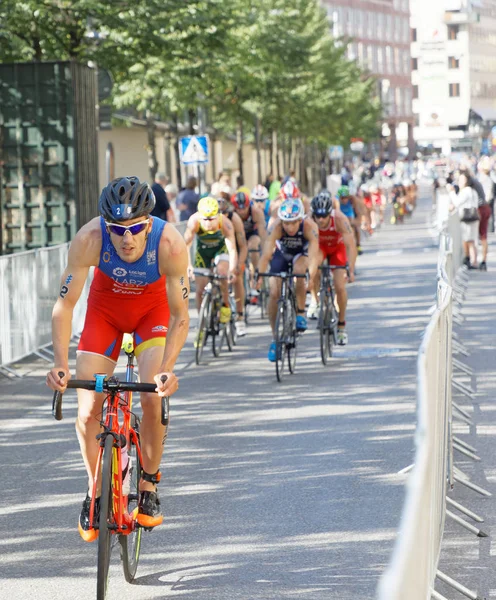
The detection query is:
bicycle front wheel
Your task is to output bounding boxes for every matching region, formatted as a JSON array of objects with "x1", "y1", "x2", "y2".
[
  {"x1": 275, "y1": 301, "x2": 286, "y2": 382},
  {"x1": 319, "y1": 293, "x2": 329, "y2": 366},
  {"x1": 195, "y1": 293, "x2": 210, "y2": 365},
  {"x1": 287, "y1": 296, "x2": 297, "y2": 375},
  {"x1": 97, "y1": 435, "x2": 115, "y2": 600},
  {"x1": 120, "y1": 417, "x2": 143, "y2": 582}
]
